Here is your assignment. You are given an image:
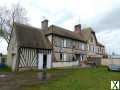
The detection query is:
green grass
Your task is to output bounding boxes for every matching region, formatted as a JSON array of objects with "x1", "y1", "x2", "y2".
[
  {"x1": 20, "y1": 66, "x2": 120, "y2": 90},
  {"x1": 0, "y1": 66, "x2": 11, "y2": 72}
]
